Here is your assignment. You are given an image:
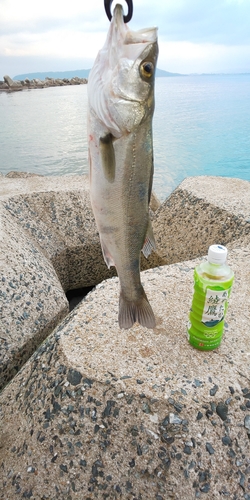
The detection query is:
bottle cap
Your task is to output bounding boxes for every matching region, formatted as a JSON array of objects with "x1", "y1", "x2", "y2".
[{"x1": 208, "y1": 244, "x2": 227, "y2": 264}]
